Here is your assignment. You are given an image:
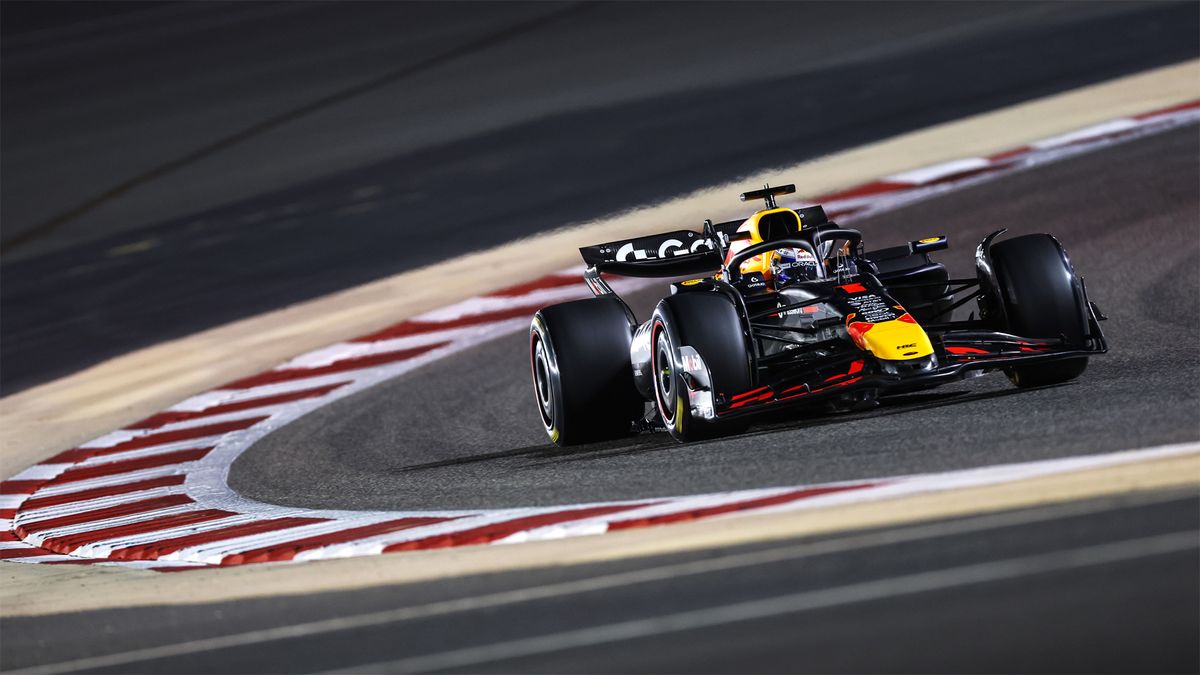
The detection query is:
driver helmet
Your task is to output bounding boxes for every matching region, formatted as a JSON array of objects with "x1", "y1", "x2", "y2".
[{"x1": 766, "y1": 247, "x2": 822, "y2": 287}]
